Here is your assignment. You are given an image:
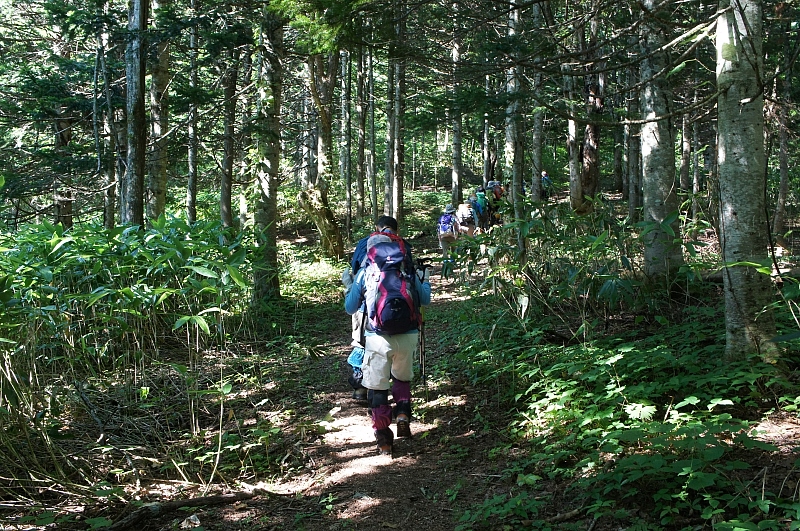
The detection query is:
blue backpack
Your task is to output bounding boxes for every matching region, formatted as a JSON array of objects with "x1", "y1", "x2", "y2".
[
  {"x1": 438, "y1": 213, "x2": 457, "y2": 240},
  {"x1": 363, "y1": 232, "x2": 421, "y2": 335}
]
